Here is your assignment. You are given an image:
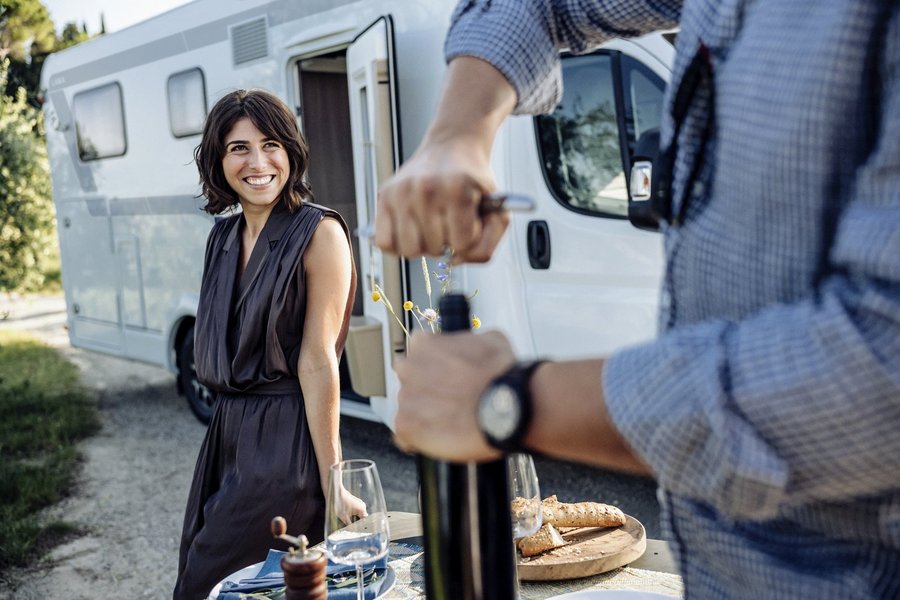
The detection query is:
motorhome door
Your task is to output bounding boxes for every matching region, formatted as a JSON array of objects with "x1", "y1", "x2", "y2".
[{"x1": 344, "y1": 16, "x2": 406, "y2": 427}]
